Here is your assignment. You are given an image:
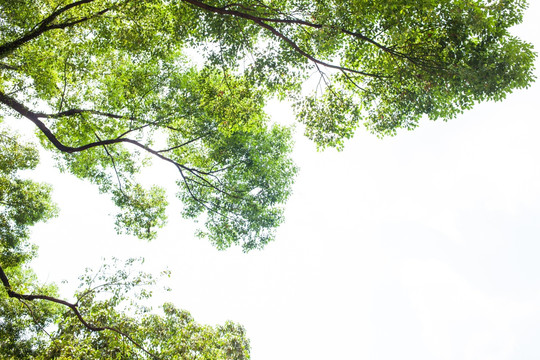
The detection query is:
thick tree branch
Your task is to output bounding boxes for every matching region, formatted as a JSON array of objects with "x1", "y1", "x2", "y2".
[
  {"x1": 0, "y1": 92, "x2": 222, "y2": 180},
  {"x1": 209, "y1": 1, "x2": 442, "y2": 70},
  {"x1": 0, "y1": 0, "x2": 109, "y2": 58},
  {"x1": 0, "y1": 263, "x2": 159, "y2": 359},
  {"x1": 0, "y1": 91, "x2": 242, "y2": 221},
  {"x1": 182, "y1": 0, "x2": 387, "y2": 78},
  {"x1": 0, "y1": 91, "x2": 122, "y2": 153},
  {"x1": 39, "y1": 108, "x2": 129, "y2": 120}
]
